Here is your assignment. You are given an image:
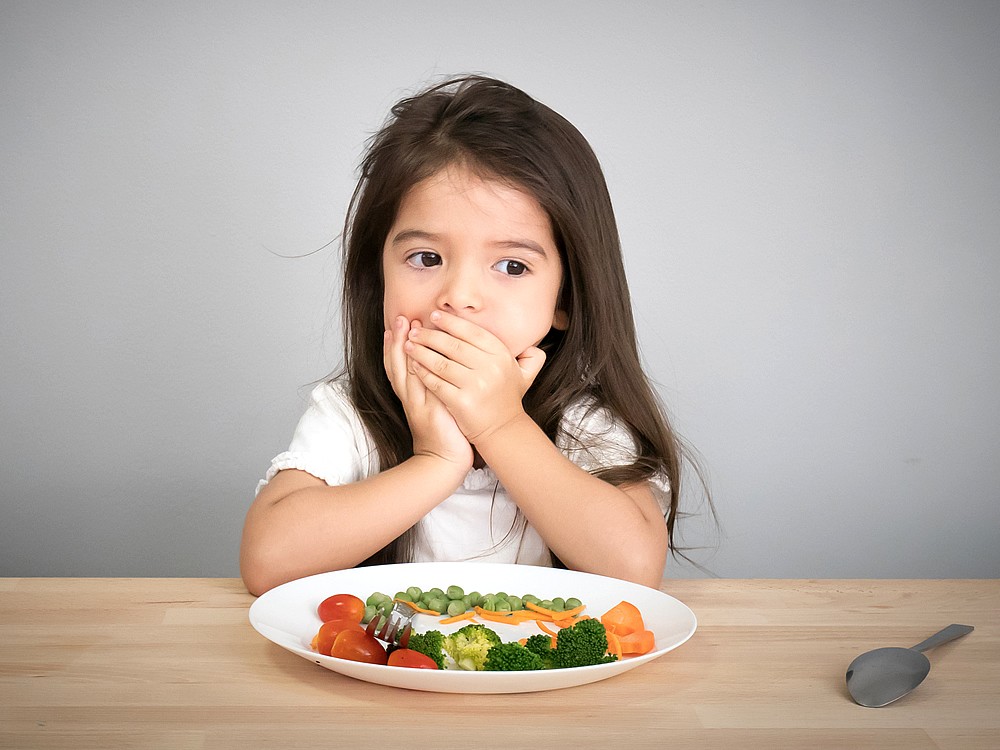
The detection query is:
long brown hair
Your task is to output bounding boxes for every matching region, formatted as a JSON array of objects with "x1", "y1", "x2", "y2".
[{"x1": 339, "y1": 75, "x2": 698, "y2": 566}]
